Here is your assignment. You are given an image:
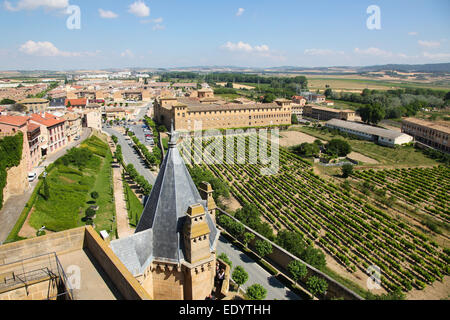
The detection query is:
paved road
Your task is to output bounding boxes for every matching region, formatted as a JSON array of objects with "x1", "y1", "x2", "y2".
[
  {"x1": 103, "y1": 126, "x2": 157, "y2": 186},
  {"x1": 0, "y1": 128, "x2": 91, "y2": 244},
  {"x1": 217, "y1": 235, "x2": 300, "y2": 300}
]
